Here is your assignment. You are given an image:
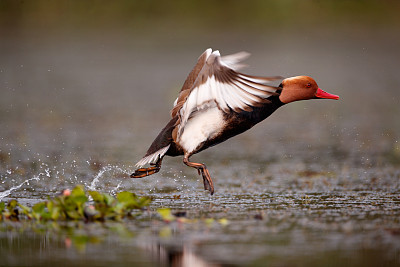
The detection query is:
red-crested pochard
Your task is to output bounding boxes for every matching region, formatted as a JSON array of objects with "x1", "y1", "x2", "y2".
[{"x1": 131, "y1": 48, "x2": 339, "y2": 195}]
